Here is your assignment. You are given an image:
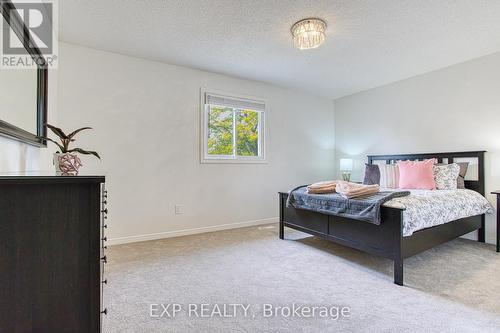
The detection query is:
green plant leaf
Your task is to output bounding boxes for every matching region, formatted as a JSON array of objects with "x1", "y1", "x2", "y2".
[
  {"x1": 67, "y1": 148, "x2": 101, "y2": 160},
  {"x1": 47, "y1": 124, "x2": 68, "y2": 139},
  {"x1": 42, "y1": 136, "x2": 66, "y2": 152},
  {"x1": 67, "y1": 127, "x2": 92, "y2": 139}
]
